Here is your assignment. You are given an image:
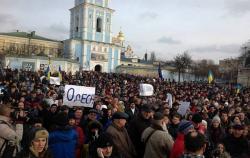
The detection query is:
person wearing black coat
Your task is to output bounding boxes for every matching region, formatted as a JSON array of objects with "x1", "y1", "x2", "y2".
[
  {"x1": 127, "y1": 105, "x2": 152, "y2": 158},
  {"x1": 223, "y1": 124, "x2": 249, "y2": 158}
]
